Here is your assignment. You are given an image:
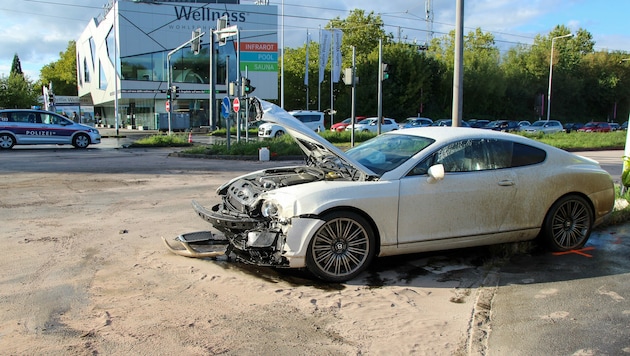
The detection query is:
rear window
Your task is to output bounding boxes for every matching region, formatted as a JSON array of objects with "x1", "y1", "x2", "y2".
[
  {"x1": 293, "y1": 114, "x2": 322, "y2": 123},
  {"x1": 511, "y1": 142, "x2": 546, "y2": 167}
]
